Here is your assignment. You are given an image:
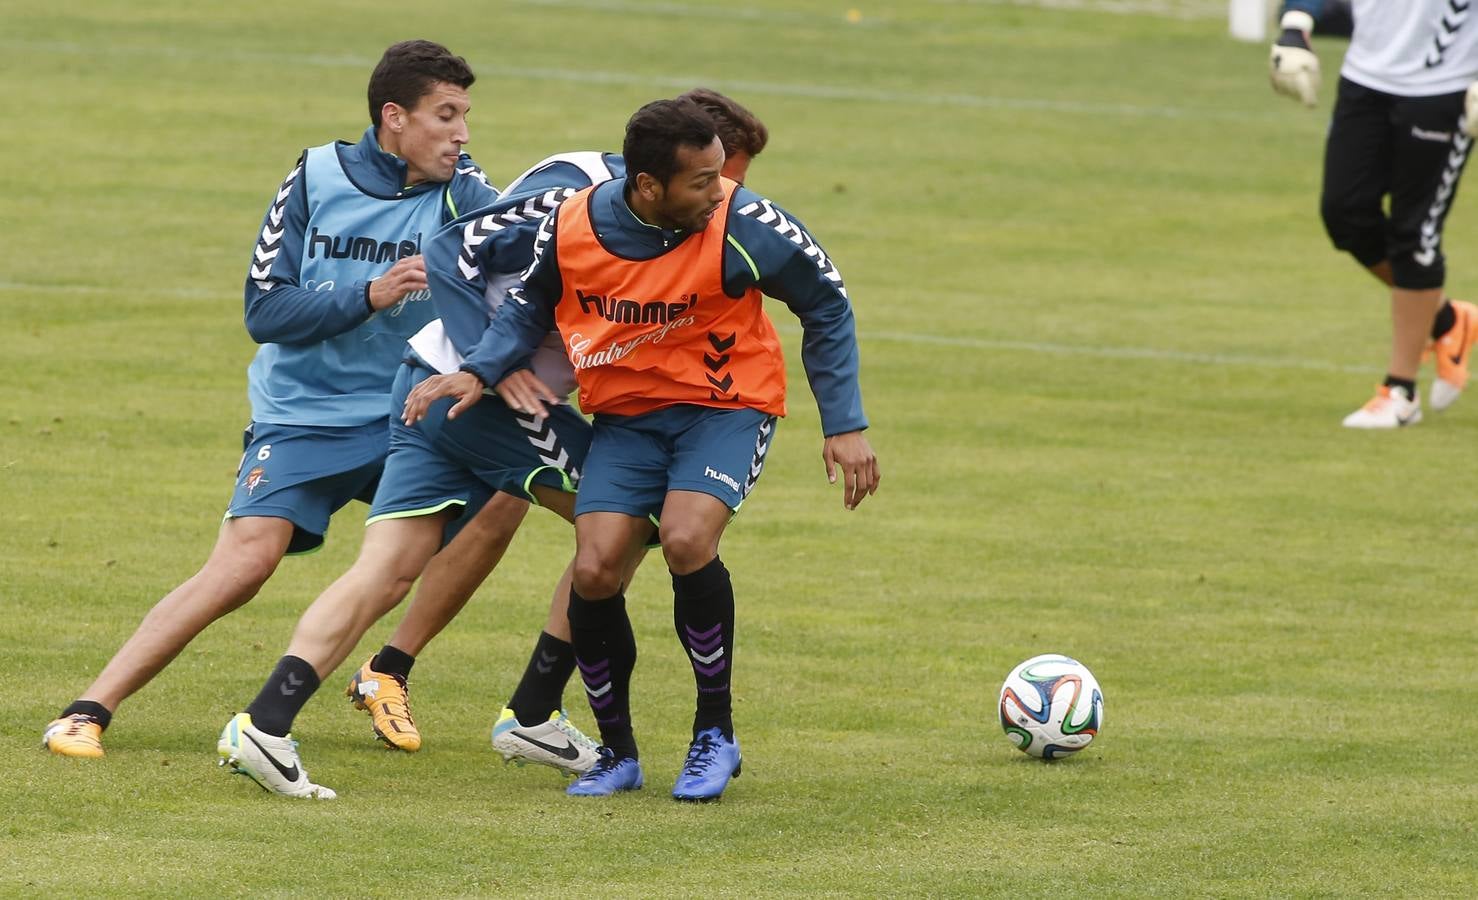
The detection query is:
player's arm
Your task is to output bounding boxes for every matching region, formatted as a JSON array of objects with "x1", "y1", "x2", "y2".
[
  {"x1": 242, "y1": 154, "x2": 380, "y2": 345},
  {"x1": 463, "y1": 211, "x2": 563, "y2": 386},
  {"x1": 424, "y1": 209, "x2": 496, "y2": 357},
  {"x1": 403, "y1": 214, "x2": 563, "y2": 423},
  {"x1": 1269, "y1": 2, "x2": 1322, "y2": 108},
  {"x1": 426, "y1": 201, "x2": 564, "y2": 358},
  {"x1": 466, "y1": 216, "x2": 566, "y2": 417},
  {"x1": 727, "y1": 195, "x2": 879, "y2": 509},
  {"x1": 406, "y1": 155, "x2": 507, "y2": 354}
]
